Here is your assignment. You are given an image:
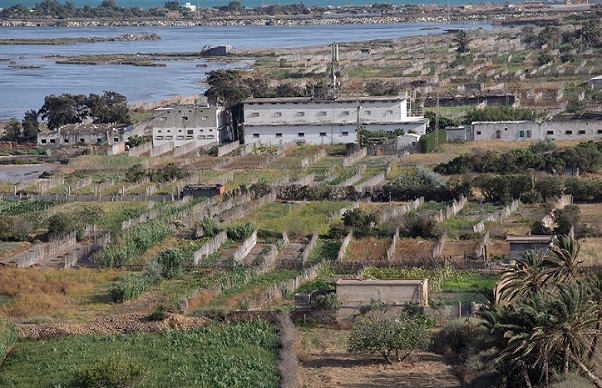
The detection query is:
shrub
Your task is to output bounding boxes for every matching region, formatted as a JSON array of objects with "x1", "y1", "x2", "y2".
[
  {"x1": 197, "y1": 217, "x2": 221, "y2": 238},
  {"x1": 315, "y1": 293, "x2": 338, "y2": 311},
  {"x1": 347, "y1": 313, "x2": 432, "y2": 363},
  {"x1": 109, "y1": 273, "x2": 152, "y2": 303},
  {"x1": 156, "y1": 248, "x2": 184, "y2": 279},
  {"x1": 226, "y1": 222, "x2": 256, "y2": 241},
  {"x1": 74, "y1": 353, "x2": 147, "y2": 388}
]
